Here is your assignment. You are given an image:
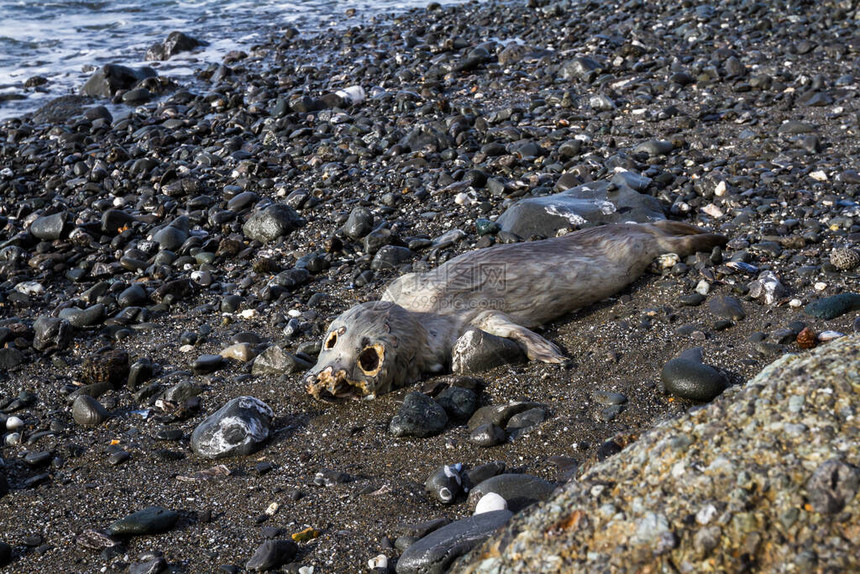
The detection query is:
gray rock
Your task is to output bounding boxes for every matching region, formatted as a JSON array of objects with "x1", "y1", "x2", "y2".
[
  {"x1": 456, "y1": 337, "x2": 860, "y2": 573},
  {"x1": 371, "y1": 245, "x2": 414, "y2": 271},
  {"x1": 58, "y1": 304, "x2": 105, "y2": 328},
  {"x1": 634, "y1": 139, "x2": 674, "y2": 157},
  {"x1": 81, "y1": 64, "x2": 157, "y2": 98},
  {"x1": 396, "y1": 510, "x2": 513, "y2": 574},
  {"x1": 661, "y1": 347, "x2": 727, "y2": 402},
  {"x1": 245, "y1": 539, "x2": 298, "y2": 572},
  {"x1": 560, "y1": 56, "x2": 602, "y2": 82},
  {"x1": 435, "y1": 386, "x2": 478, "y2": 422},
  {"x1": 506, "y1": 407, "x2": 548, "y2": 439},
  {"x1": 32, "y1": 317, "x2": 72, "y2": 353},
  {"x1": 806, "y1": 459, "x2": 859, "y2": 514},
  {"x1": 467, "y1": 474, "x2": 555, "y2": 513},
  {"x1": 0, "y1": 348, "x2": 24, "y2": 371},
  {"x1": 251, "y1": 345, "x2": 311, "y2": 375},
  {"x1": 242, "y1": 204, "x2": 305, "y2": 243},
  {"x1": 72, "y1": 395, "x2": 110, "y2": 427},
  {"x1": 153, "y1": 226, "x2": 188, "y2": 251},
  {"x1": 341, "y1": 206, "x2": 374, "y2": 239},
  {"x1": 190, "y1": 396, "x2": 274, "y2": 459},
  {"x1": 496, "y1": 174, "x2": 664, "y2": 238},
  {"x1": 107, "y1": 506, "x2": 179, "y2": 536},
  {"x1": 805, "y1": 293, "x2": 860, "y2": 320},
  {"x1": 118, "y1": 284, "x2": 148, "y2": 308},
  {"x1": 31, "y1": 95, "x2": 92, "y2": 124},
  {"x1": 399, "y1": 125, "x2": 452, "y2": 152},
  {"x1": 467, "y1": 402, "x2": 545, "y2": 432},
  {"x1": 146, "y1": 31, "x2": 207, "y2": 61},
  {"x1": 469, "y1": 423, "x2": 506, "y2": 447},
  {"x1": 452, "y1": 328, "x2": 525, "y2": 375},
  {"x1": 708, "y1": 295, "x2": 746, "y2": 321},
  {"x1": 389, "y1": 392, "x2": 448, "y2": 438},
  {"x1": 29, "y1": 212, "x2": 67, "y2": 240},
  {"x1": 192, "y1": 354, "x2": 225, "y2": 375},
  {"x1": 591, "y1": 391, "x2": 628, "y2": 406}
]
